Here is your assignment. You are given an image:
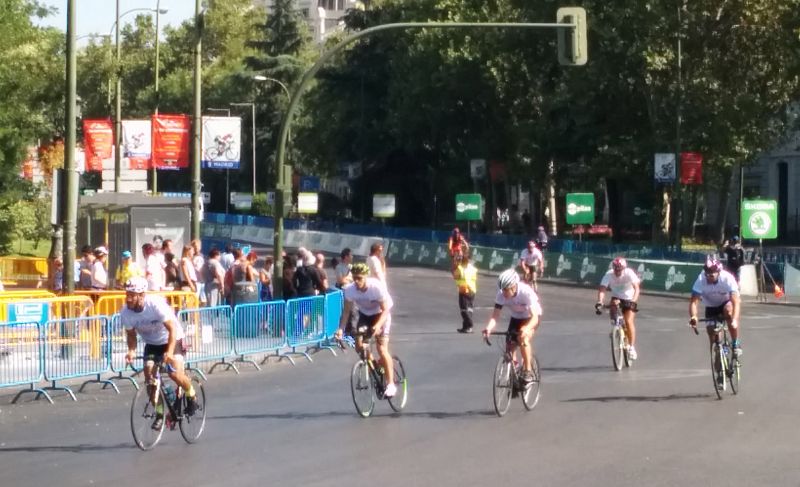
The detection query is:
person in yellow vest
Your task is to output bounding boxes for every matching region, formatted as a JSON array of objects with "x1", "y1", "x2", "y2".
[
  {"x1": 453, "y1": 253, "x2": 478, "y2": 333},
  {"x1": 115, "y1": 250, "x2": 143, "y2": 289}
]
